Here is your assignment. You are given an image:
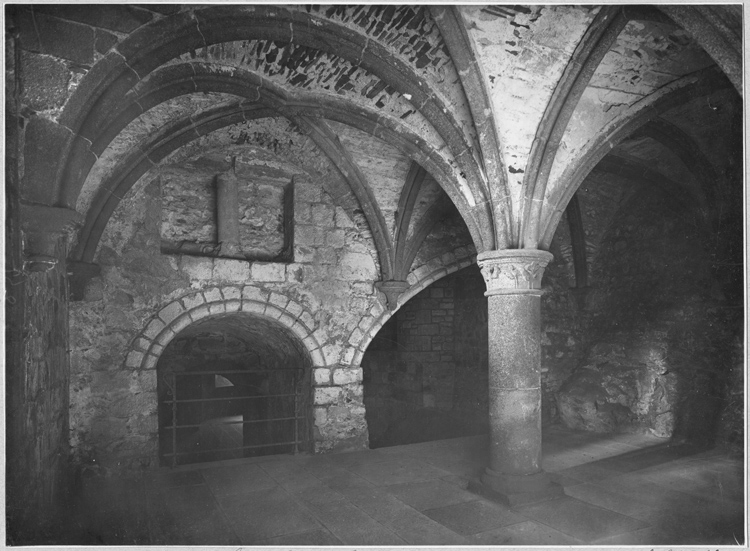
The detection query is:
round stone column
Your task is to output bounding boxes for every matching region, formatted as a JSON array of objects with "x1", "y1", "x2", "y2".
[{"x1": 470, "y1": 249, "x2": 563, "y2": 506}]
